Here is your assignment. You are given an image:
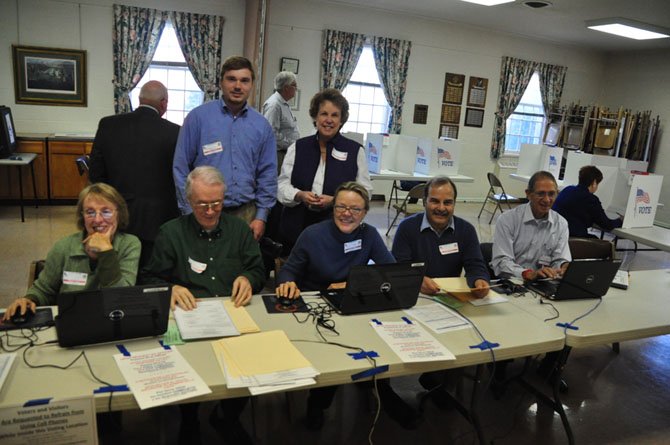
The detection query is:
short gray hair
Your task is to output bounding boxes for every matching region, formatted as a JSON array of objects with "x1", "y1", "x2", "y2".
[
  {"x1": 274, "y1": 71, "x2": 297, "y2": 91},
  {"x1": 185, "y1": 166, "x2": 227, "y2": 202}
]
